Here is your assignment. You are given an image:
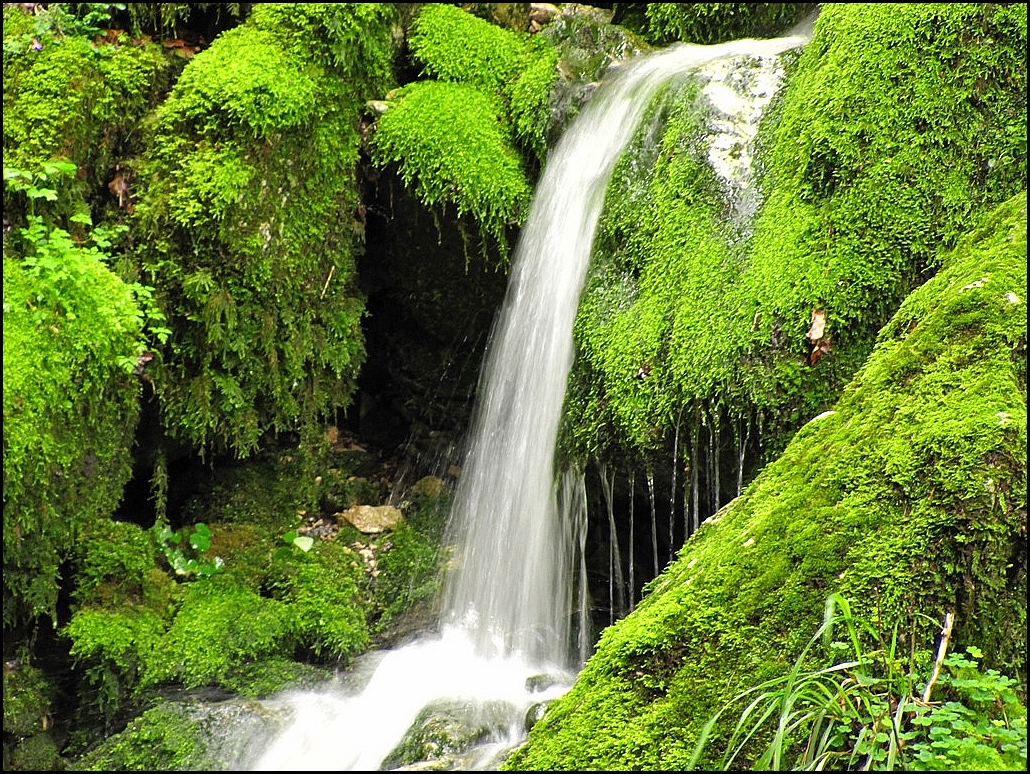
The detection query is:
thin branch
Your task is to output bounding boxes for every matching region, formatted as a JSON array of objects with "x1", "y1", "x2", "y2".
[
  {"x1": 921, "y1": 611, "x2": 955, "y2": 703},
  {"x1": 319, "y1": 265, "x2": 335, "y2": 300}
]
